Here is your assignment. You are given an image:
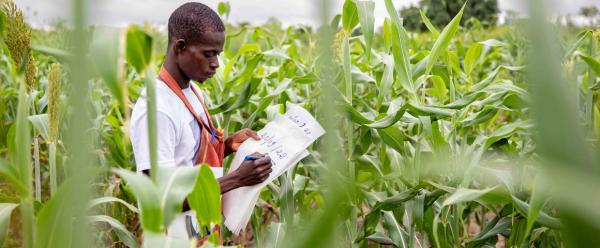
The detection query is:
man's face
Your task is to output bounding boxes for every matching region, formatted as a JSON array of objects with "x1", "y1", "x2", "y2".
[{"x1": 175, "y1": 31, "x2": 225, "y2": 83}]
